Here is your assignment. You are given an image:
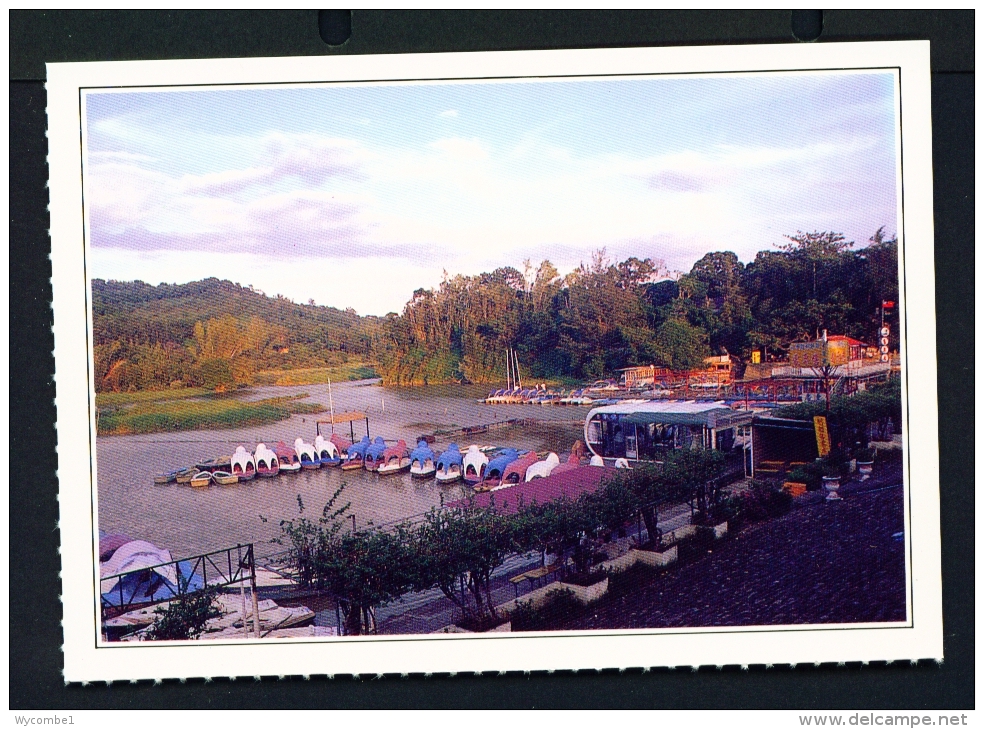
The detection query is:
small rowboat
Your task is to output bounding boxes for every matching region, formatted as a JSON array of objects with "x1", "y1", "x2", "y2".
[
  {"x1": 254, "y1": 443, "x2": 280, "y2": 478},
  {"x1": 275, "y1": 441, "x2": 301, "y2": 473},
  {"x1": 435, "y1": 443, "x2": 463, "y2": 484},
  {"x1": 190, "y1": 471, "x2": 213, "y2": 488},
  {"x1": 195, "y1": 457, "x2": 220, "y2": 472},
  {"x1": 153, "y1": 470, "x2": 179, "y2": 485},
  {"x1": 377, "y1": 440, "x2": 411, "y2": 475},
  {"x1": 212, "y1": 470, "x2": 239, "y2": 486},
  {"x1": 175, "y1": 467, "x2": 196, "y2": 484}
]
